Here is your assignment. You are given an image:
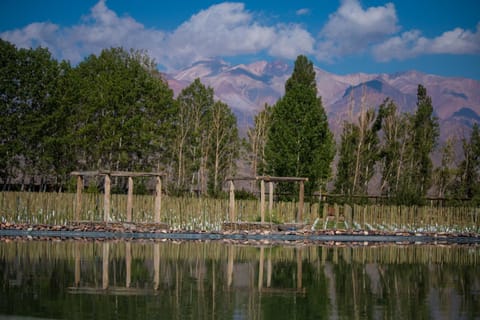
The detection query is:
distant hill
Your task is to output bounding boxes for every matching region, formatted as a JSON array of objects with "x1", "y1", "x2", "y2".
[{"x1": 166, "y1": 58, "x2": 480, "y2": 141}]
